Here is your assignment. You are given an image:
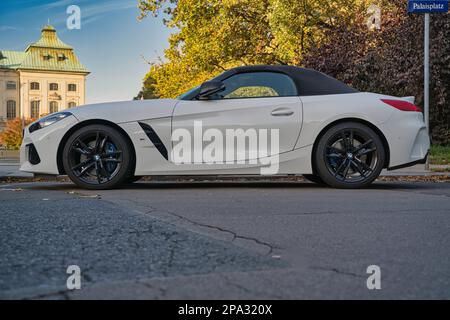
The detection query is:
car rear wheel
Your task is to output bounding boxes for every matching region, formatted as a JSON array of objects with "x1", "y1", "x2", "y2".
[
  {"x1": 314, "y1": 122, "x2": 385, "y2": 189},
  {"x1": 62, "y1": 124, "x2": 133, "y2": 190}
]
